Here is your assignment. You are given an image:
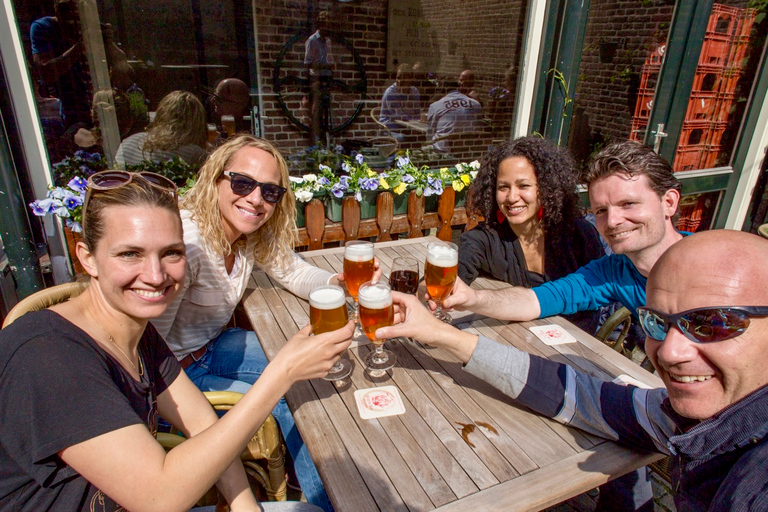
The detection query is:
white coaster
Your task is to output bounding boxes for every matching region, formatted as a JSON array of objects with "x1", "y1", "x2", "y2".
[
  {"x1": 529, "y1": 324, "x2": 578, "y2": 345},
  {"x1": 354, "y1": 386, "x2": 406, "y2": 419}
]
